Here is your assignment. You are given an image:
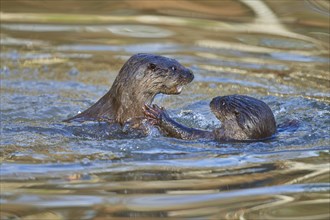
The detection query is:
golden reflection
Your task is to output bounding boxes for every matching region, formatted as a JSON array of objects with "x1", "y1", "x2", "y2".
[
  {"x1": 196, "y1": 39, "x2": 324, "y2": 55},
  {"x1": 1, "y1": 160, "x2": 329, "y2": 218},
  {"x1": 1, "y1": 1, "x2": 329, "y2": 219},
  {"x1": 23, "y1": 57, "x2": 68, "y2": 66},
  {"x1": 22, "y1": 212, "x2": 63, "y2": 220},
  {"x1": 284, "y1": 162, "x2": 330, "y2": 184},
  {"x1": 306, "y1": 0, "x2": 330, "y2": 15}
]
